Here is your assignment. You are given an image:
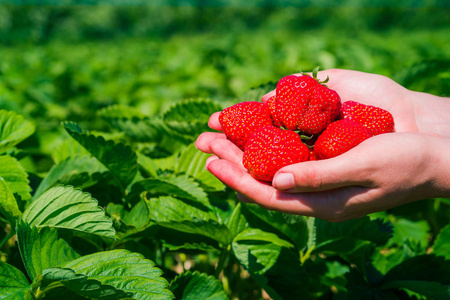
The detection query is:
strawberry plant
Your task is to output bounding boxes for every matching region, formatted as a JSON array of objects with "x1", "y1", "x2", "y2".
[
  {"x1": 1, "y1": 4, "x2": 450, "y2": 299},
  {"x1": 2, "y1": 82, "x2": 450, "y2": 299}
]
